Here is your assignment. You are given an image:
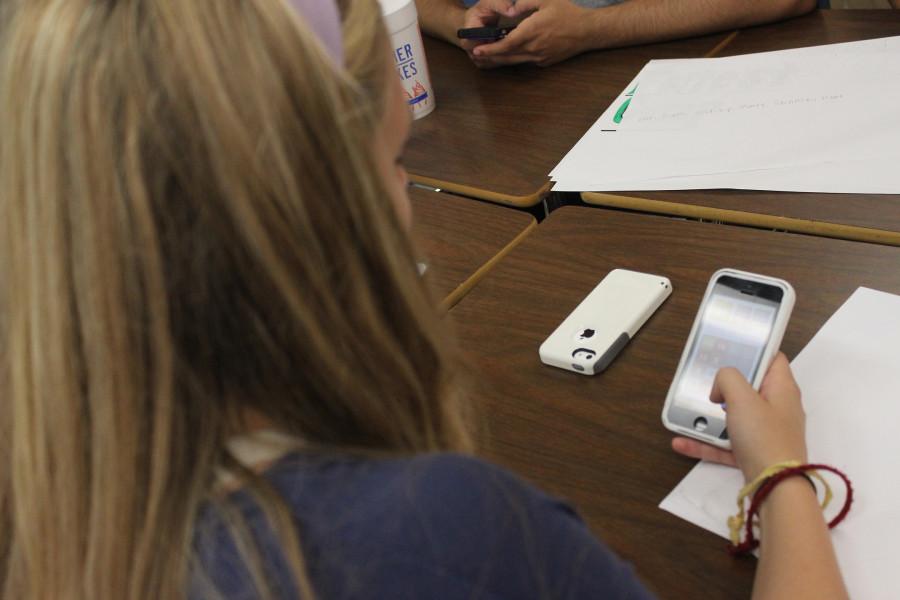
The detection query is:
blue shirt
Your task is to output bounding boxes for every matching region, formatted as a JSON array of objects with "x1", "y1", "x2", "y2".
[{"x1": 193, "y1": 453, "x2": 656, "y2": 599}]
